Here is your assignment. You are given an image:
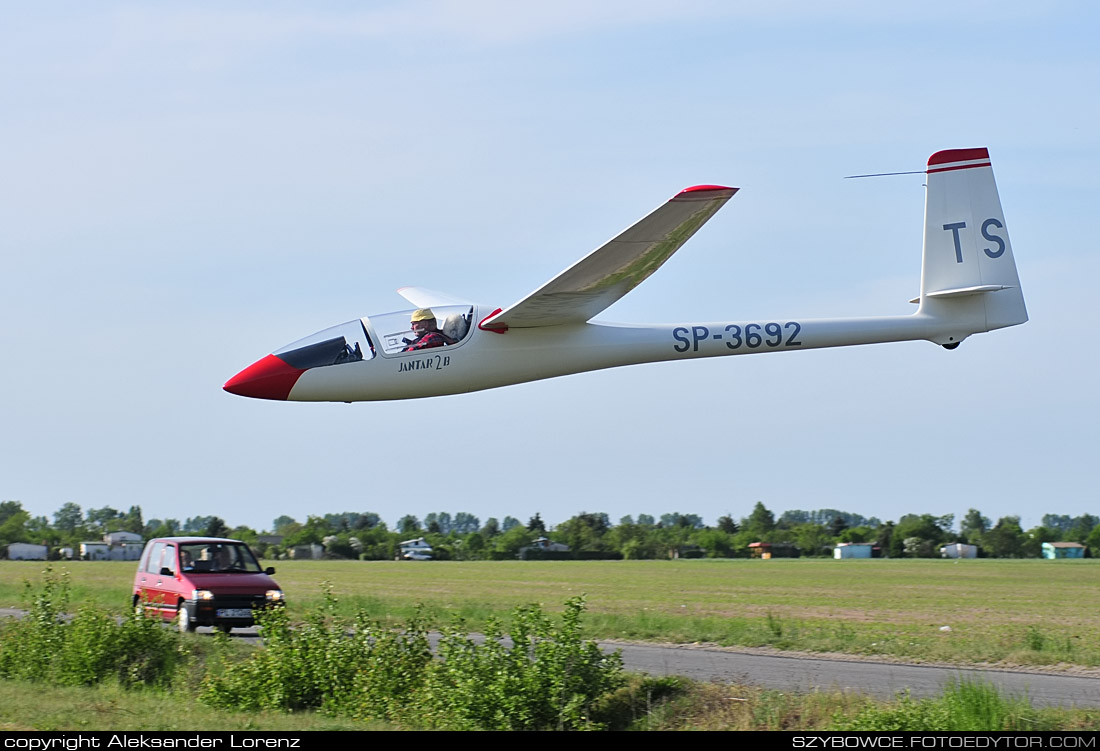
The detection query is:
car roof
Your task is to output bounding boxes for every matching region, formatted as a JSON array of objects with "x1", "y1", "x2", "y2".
[{"x1": 149, "y1": 537, "x2": 246, "y2": 545}]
